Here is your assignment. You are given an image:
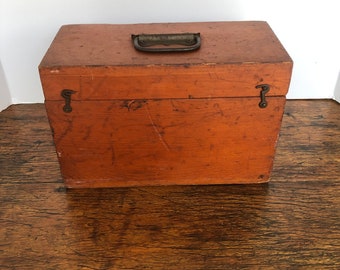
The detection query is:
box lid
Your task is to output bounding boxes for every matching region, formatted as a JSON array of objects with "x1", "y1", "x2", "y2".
[{"x1": 39, "y1": 21, "x2": 293, "y2": 100}]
